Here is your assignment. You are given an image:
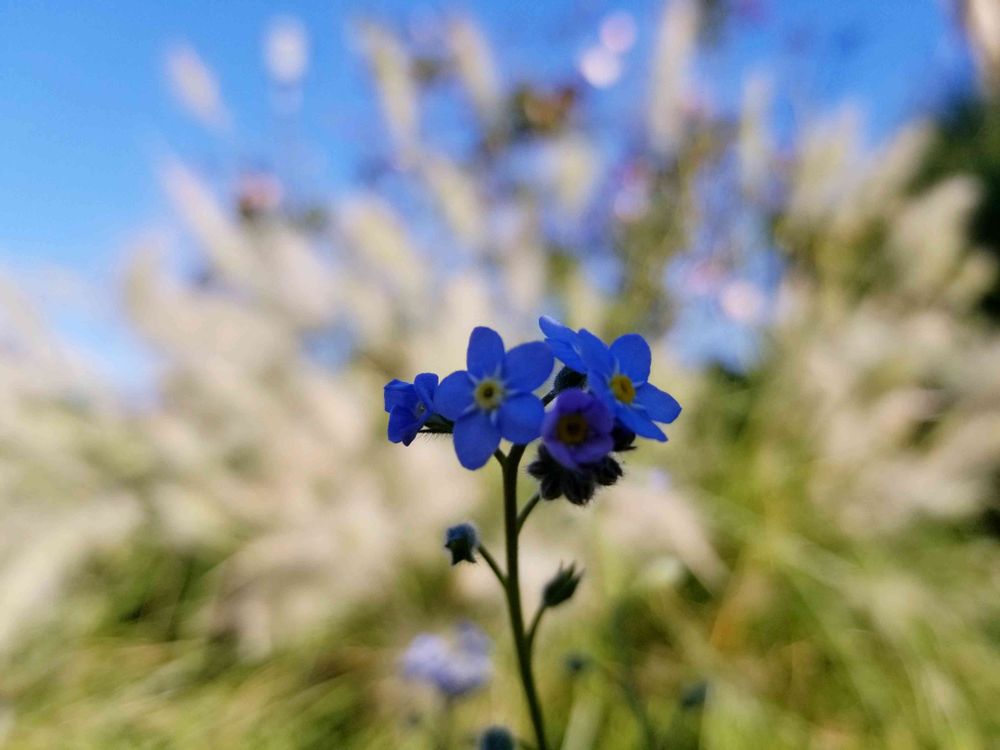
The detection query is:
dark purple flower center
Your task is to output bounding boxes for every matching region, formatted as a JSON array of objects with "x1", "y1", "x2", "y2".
[{"x1": 556, "y1": 412, "x2": 589, "y2": 445}]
